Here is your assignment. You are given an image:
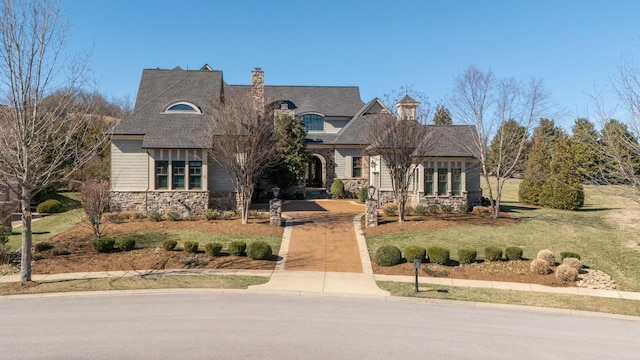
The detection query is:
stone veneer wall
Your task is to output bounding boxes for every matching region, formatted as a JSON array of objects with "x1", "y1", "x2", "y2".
[
  {"x1": 111, "y1": 191, "x2": 210, "y2": 217},
  {"x1": 310, "y1": 148, "x2": 335, "y2": 190},
  {"x1": 342, "y1": 179, "x2": 369, "y2": 198},
  {"x1": 378, "y1": 189, "x2": 482, "y2": 211}
]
